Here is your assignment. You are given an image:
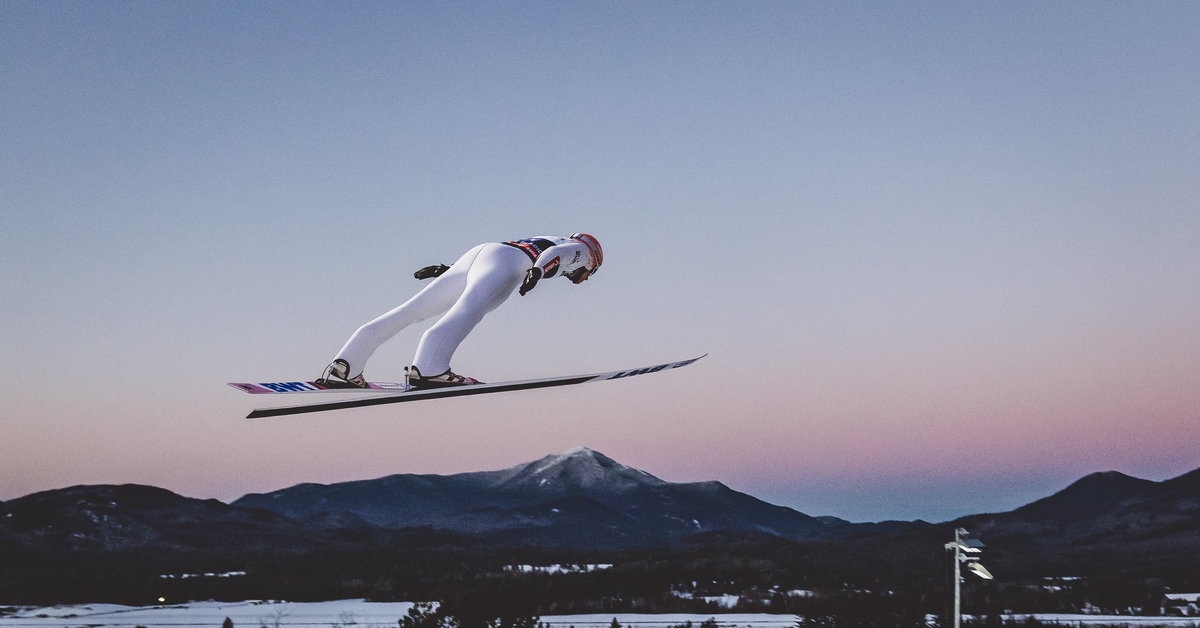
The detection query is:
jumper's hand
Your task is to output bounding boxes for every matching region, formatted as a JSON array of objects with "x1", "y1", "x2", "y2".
[
  {"x1": 566, "y1": 267, "x2": 592, "y2": 284},
  {"x1": 414, "y1": 264, "x2": 450, "y2": 280},
  {"x1": 519, "y1": 267, "x2": 543, "y2": 296}
]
